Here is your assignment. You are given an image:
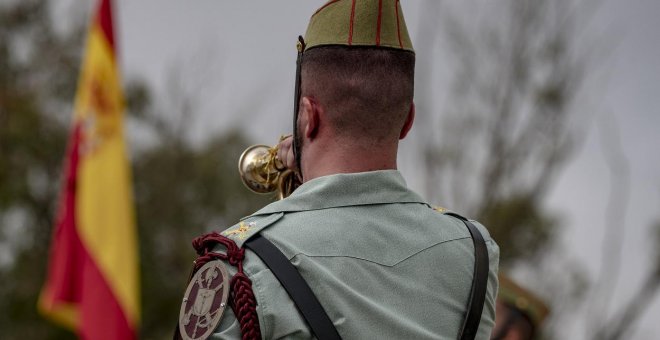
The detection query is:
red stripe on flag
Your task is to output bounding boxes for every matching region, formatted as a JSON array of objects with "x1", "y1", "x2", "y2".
[
  {"x1": 96, "y1": 0, "x2": 115, "y2": 51},
  {"x1": 79, "y1": 254, "x2": 135, "y2": 340},
  {"x1": 376, "y1": 0, "x2": 383, "y2": 46},
  {"x1": 43, "y1": 125, "x2": 85, "y2": 312}
]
